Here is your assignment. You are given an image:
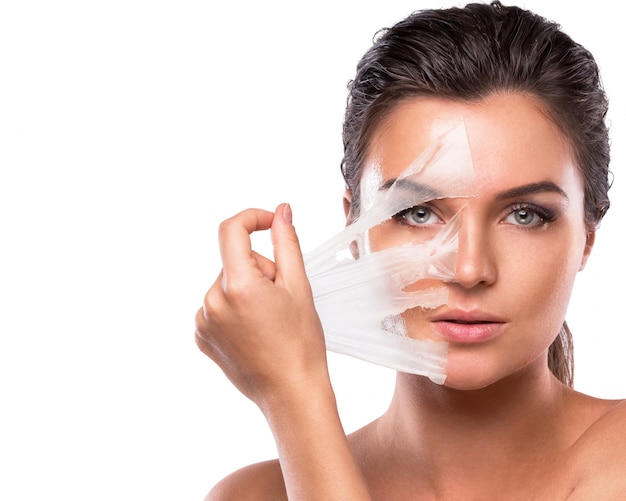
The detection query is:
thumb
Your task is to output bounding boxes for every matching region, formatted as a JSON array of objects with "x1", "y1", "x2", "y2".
[{"x1": 271, "y1": 203, "x2": 308, "y2": 288}]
